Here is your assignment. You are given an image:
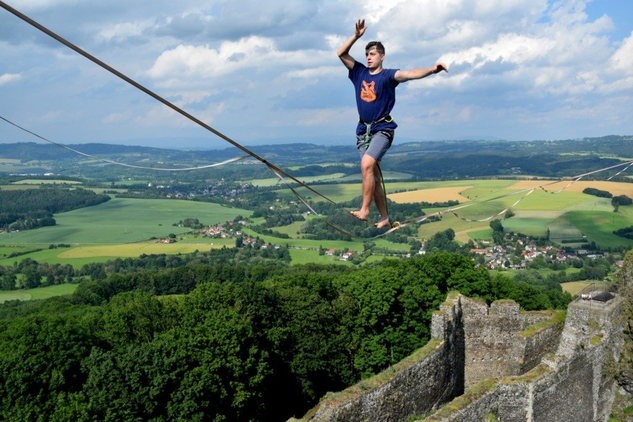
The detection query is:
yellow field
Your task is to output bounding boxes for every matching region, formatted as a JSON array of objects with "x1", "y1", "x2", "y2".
[
  {"x1": 454, "y1": 227, "x2": 490, "y2": 243},
  {"x1": 0, "y1": 184, "x2": 40, "y2": 190},
  {"x1": 12, "y1": 179, "x2": 82, "y2": 185},
  {"x1": 508, "y1": 180, "x2": 632, "y2": 197},
  {"x1": 0, "y1": 158, "x2": 22, "y2": 164},
  {"x1": 388, "y1": 186, "x2": 472, "y2": 204},
  {"x1": 59, "y1": 242, "x2": 225, "y2": 258},
  {"x1": 561, "y1": 281, "x2": 591, "y2": 296}
]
